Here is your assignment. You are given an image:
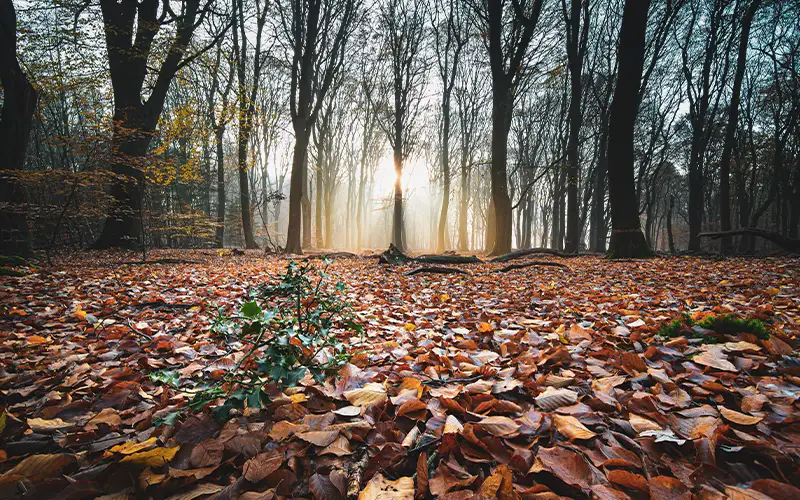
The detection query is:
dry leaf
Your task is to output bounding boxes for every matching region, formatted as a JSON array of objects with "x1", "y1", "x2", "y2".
[
  {"x1": 358, "y1": 473, "x2": 414, "y2": 500},
  {"x1": 120, "y1": 446, "x2": 180, "y2": 467},
  {"x1": 243, "y1": 450, "x2": 283, "y2": 483},
  {"x1": 552, "y1": 414, "x2": 596, "y2": 440},
  {"x1": 719, "y1": 407, "x2": 763, "y2": 425}
]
